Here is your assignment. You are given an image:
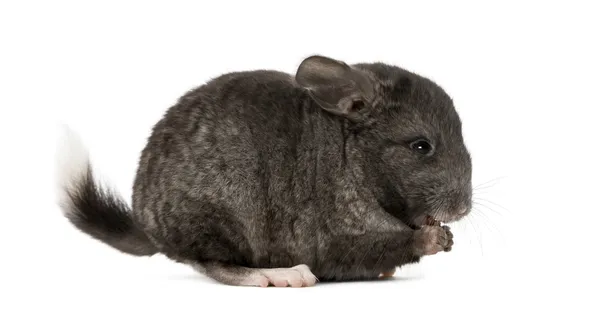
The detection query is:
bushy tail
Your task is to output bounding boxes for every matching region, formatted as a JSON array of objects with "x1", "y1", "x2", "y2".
[{"x1": 55, "y1": 126, "x2": 157, "y2": 256}]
